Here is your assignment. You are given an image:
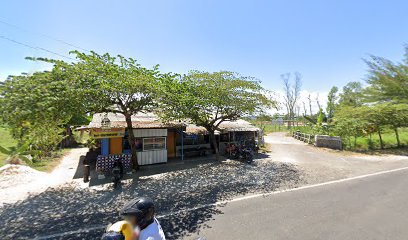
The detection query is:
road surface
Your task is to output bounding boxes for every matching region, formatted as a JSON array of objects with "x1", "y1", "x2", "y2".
[
  {"x1": 264, "y1": 132, "x2": 408, "y2": 184},
  {"x1": 187, "y1": 168, "x2": 408, "y2": 240}
]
